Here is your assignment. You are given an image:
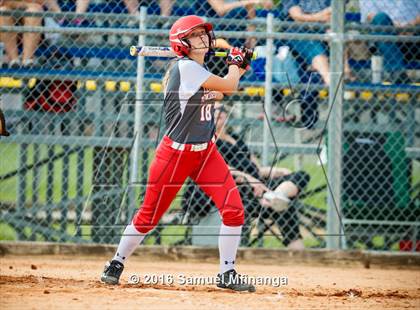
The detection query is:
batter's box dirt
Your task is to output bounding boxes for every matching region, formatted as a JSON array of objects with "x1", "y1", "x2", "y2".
[{"x1": 1, "y1": 256, "x2": 419, "y2": 309}]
